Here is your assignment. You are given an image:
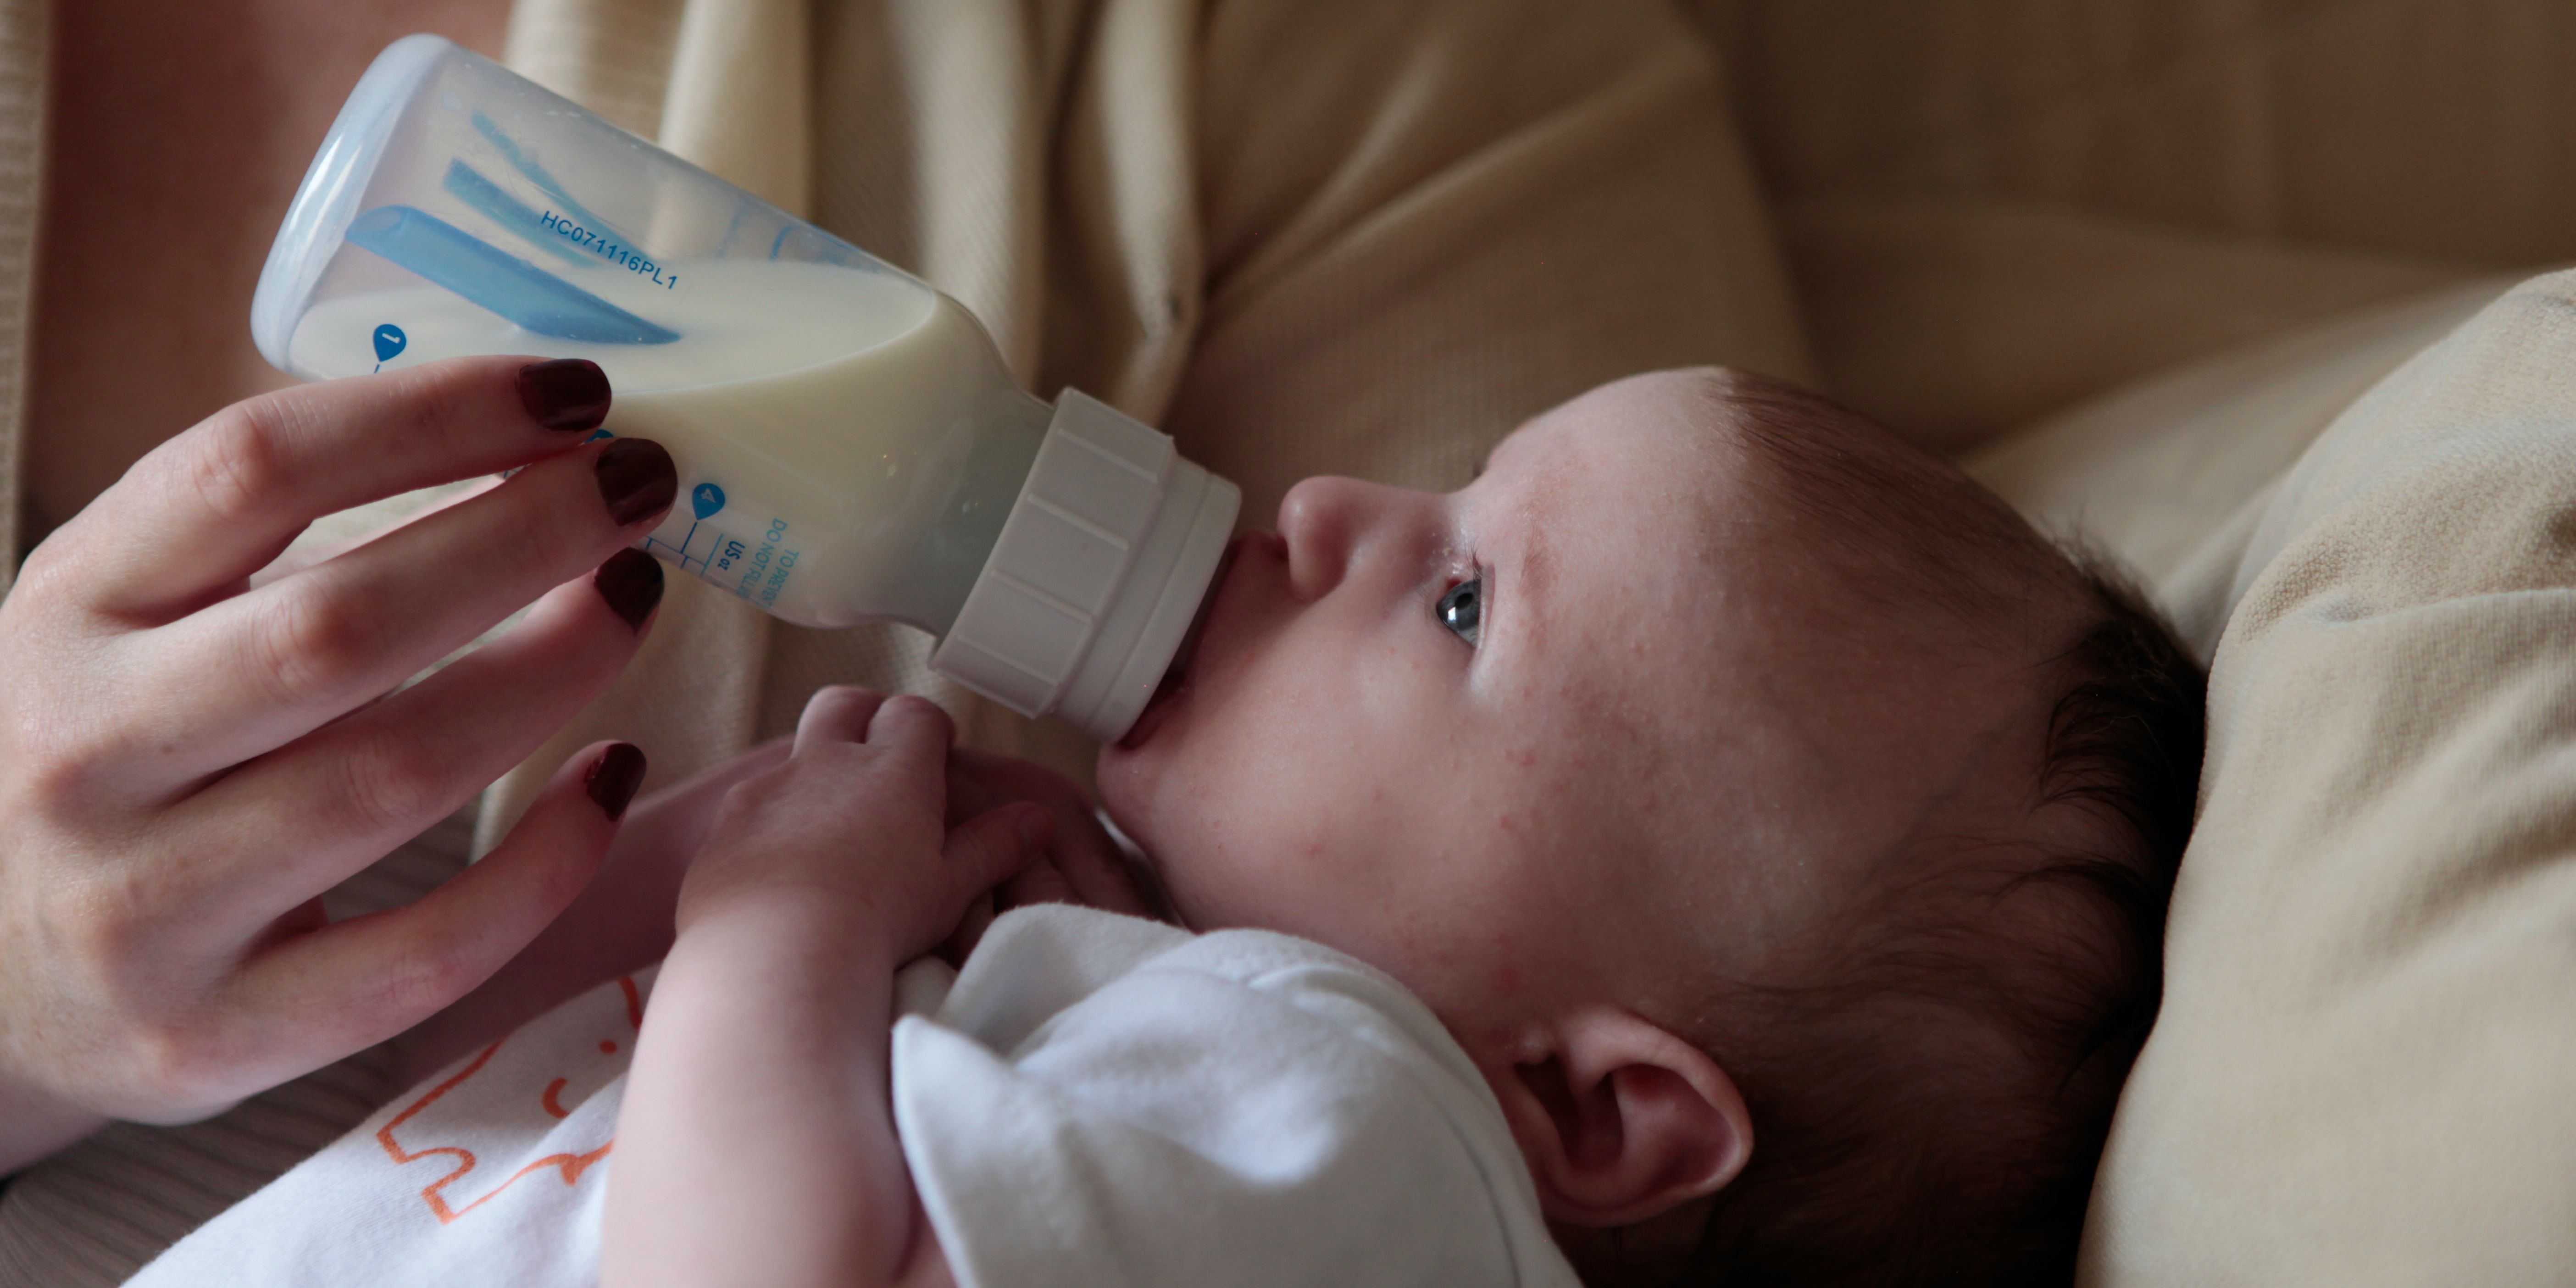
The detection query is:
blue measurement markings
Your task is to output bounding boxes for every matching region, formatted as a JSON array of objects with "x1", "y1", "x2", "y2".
[{"x1": 643, "y1": 482, "x2": 733, "y2": 574}]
